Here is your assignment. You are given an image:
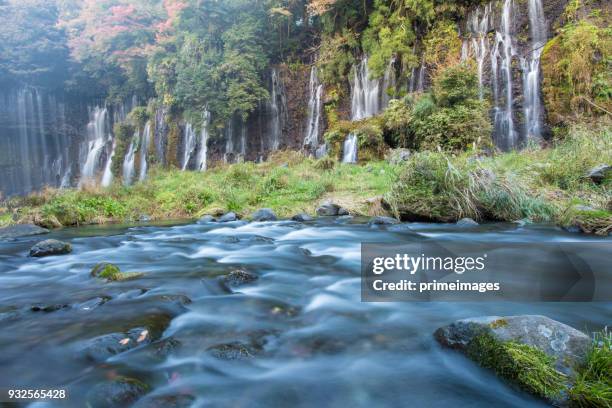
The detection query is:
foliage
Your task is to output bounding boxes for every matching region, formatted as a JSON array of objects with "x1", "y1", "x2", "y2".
[
  {"x1": 0, "y1": 0, "x2": 70, "y2": 87},
  {"x1": 317, "y1": 29, "x2": 359, "y2": 86},
  {"x1": 541, "y1": 19, "x2": 612, "y2": 126},
  {"x1": 422, "y1": 19, "x2": 462, "y2": 71},
  {"x1": 570, "y1": 330, "x2": 612, "y2": 408}
]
